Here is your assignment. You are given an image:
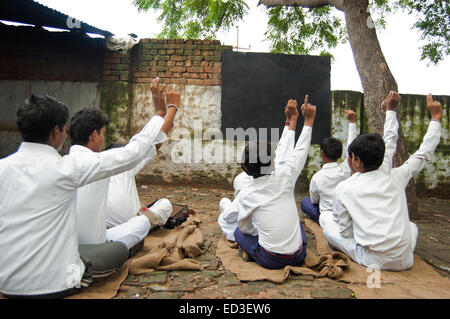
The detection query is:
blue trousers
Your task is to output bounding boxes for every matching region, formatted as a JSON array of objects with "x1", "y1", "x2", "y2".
[
  {"x1": 300, "y1": 197, "x2": 320, "y2": 224},
  {"x1": 234, "y1": 223, "x2": 307, "y2": 269}
]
